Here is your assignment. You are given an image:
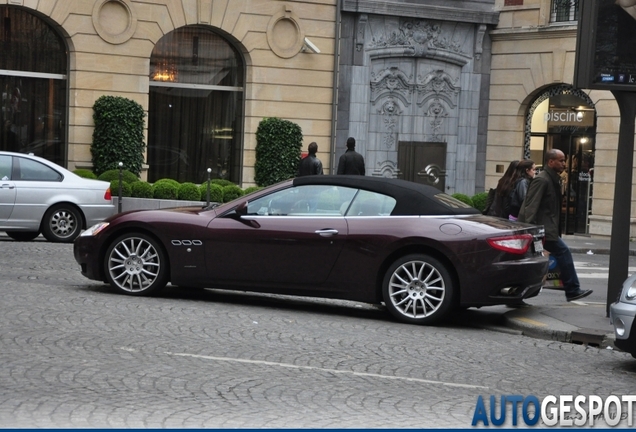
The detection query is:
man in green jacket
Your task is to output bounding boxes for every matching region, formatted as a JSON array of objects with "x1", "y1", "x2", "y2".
[{"x1": 518, "y1": 149, "x2": 593, "y2": 302}]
